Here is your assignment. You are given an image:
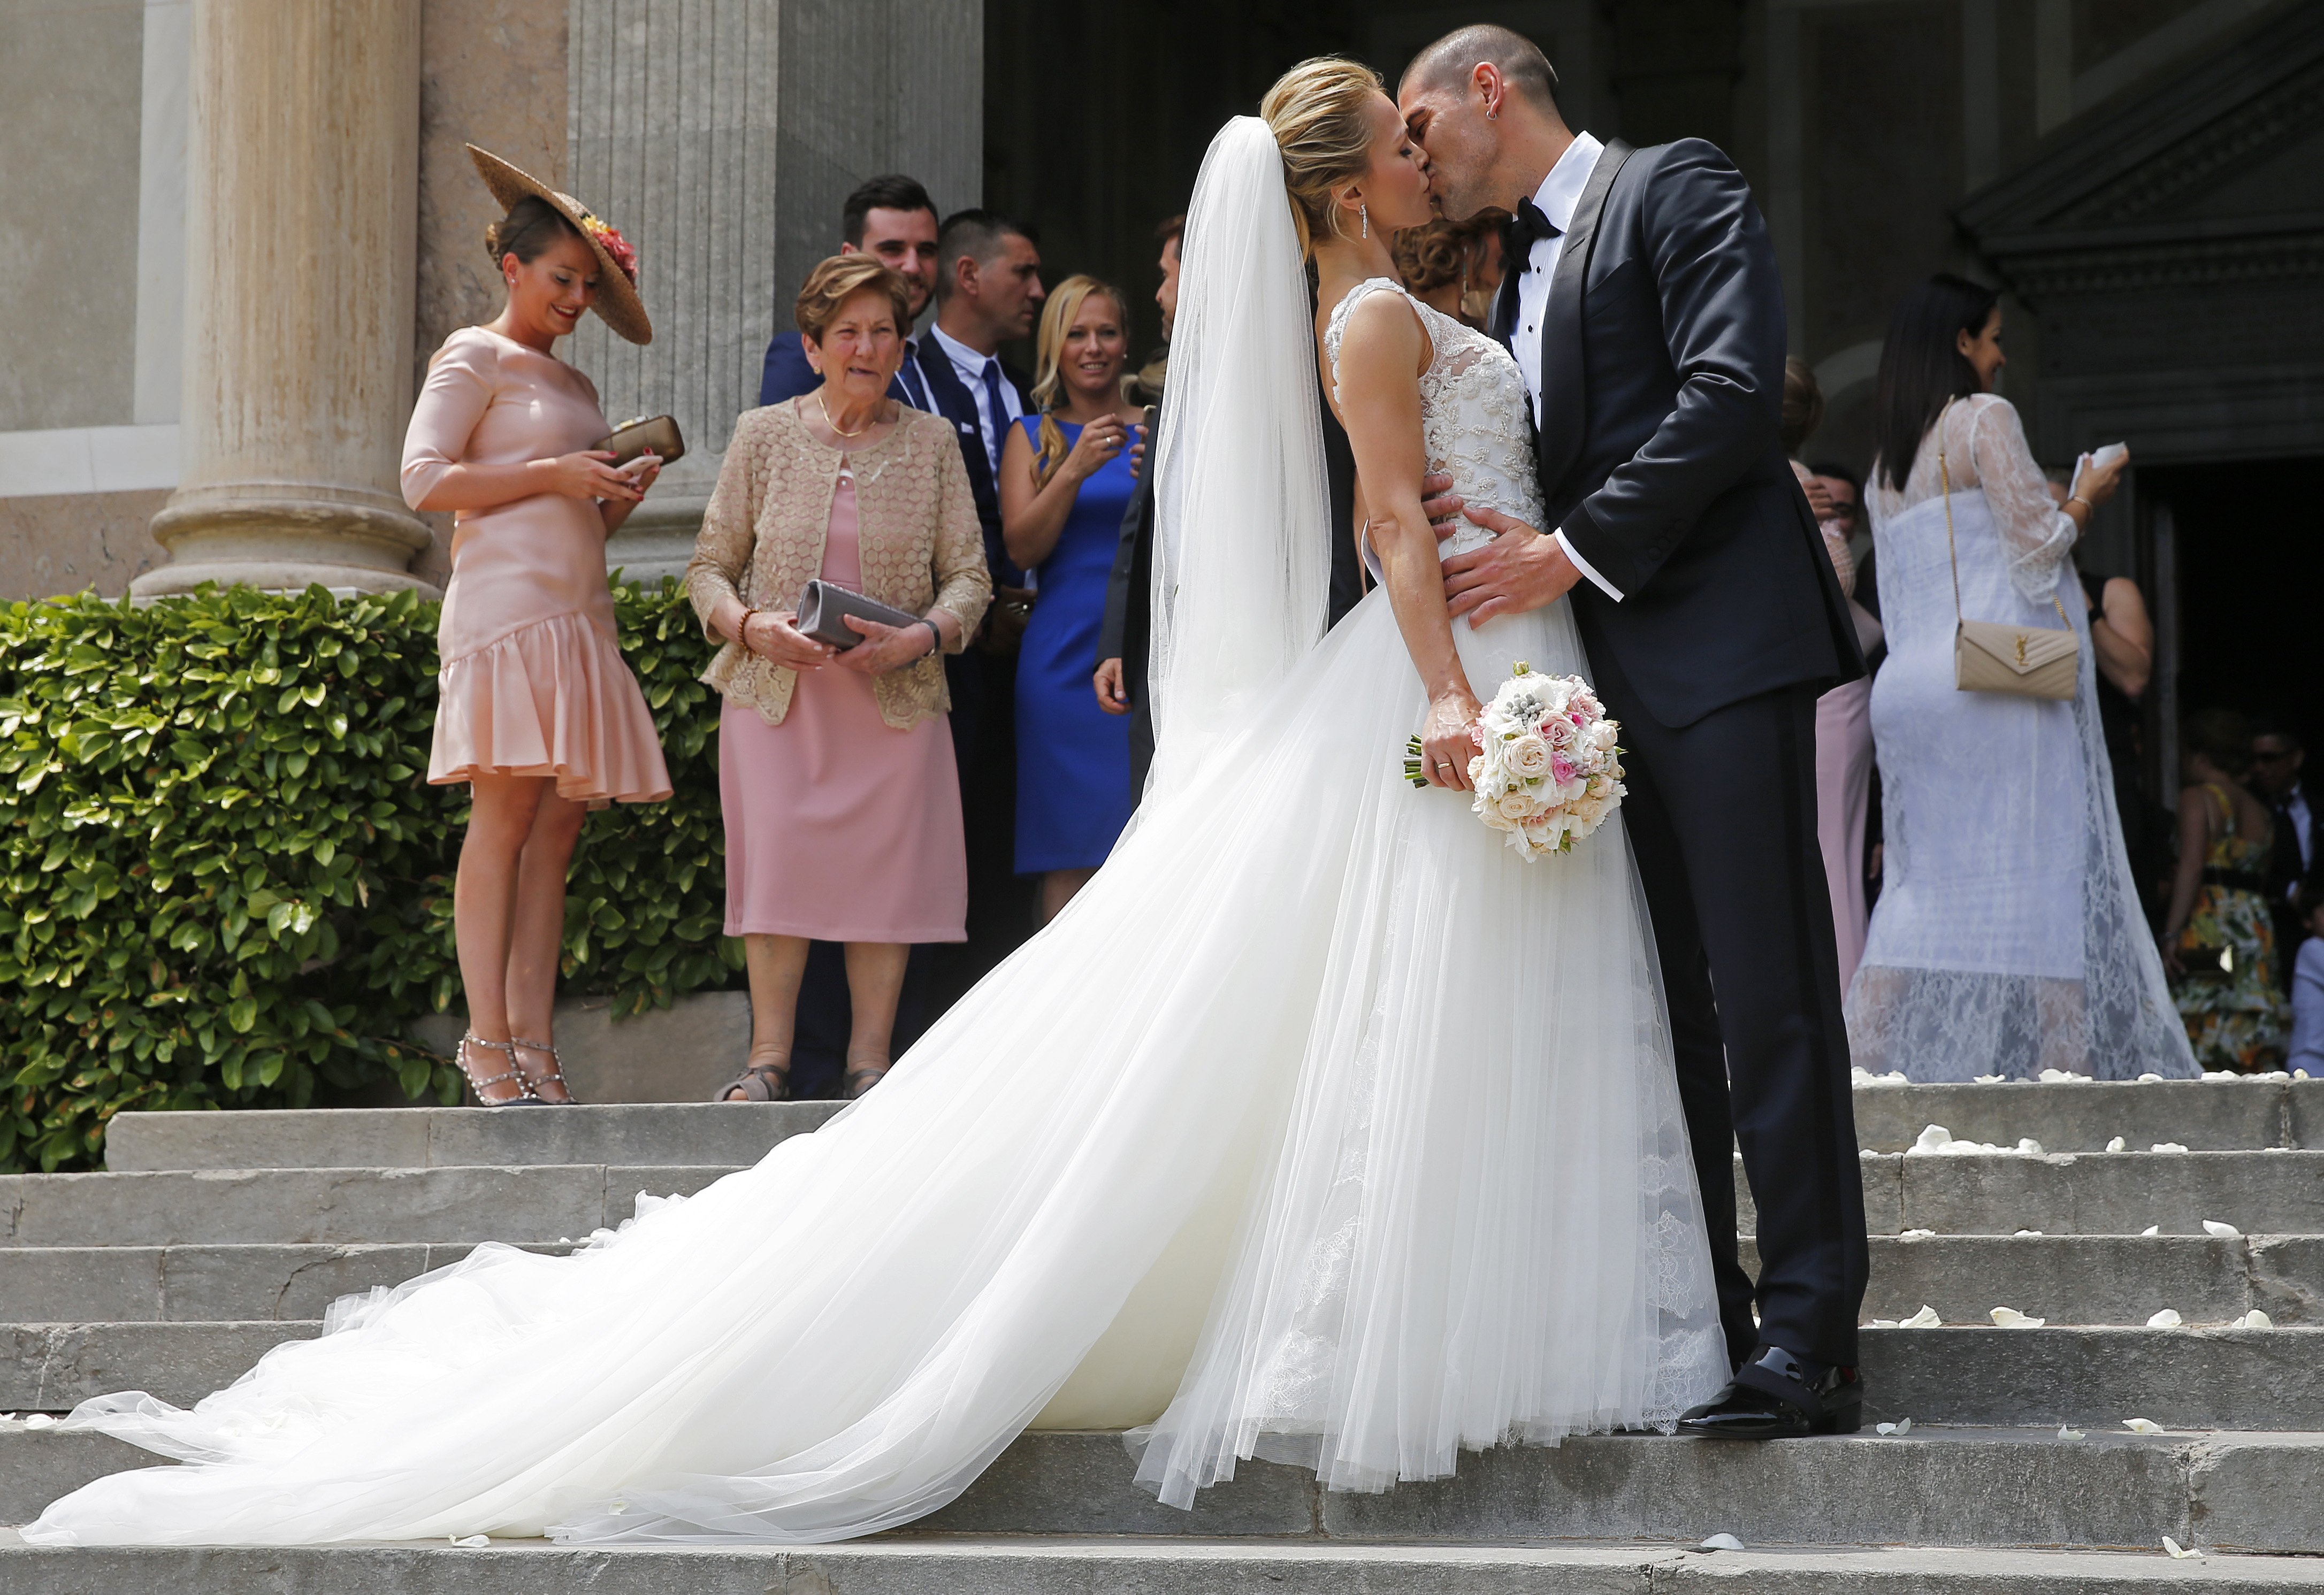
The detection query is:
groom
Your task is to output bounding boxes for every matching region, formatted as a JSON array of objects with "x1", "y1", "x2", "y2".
[{"x1": 1401, "y1": 26, "x2": 1871, "y2": 1438}]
